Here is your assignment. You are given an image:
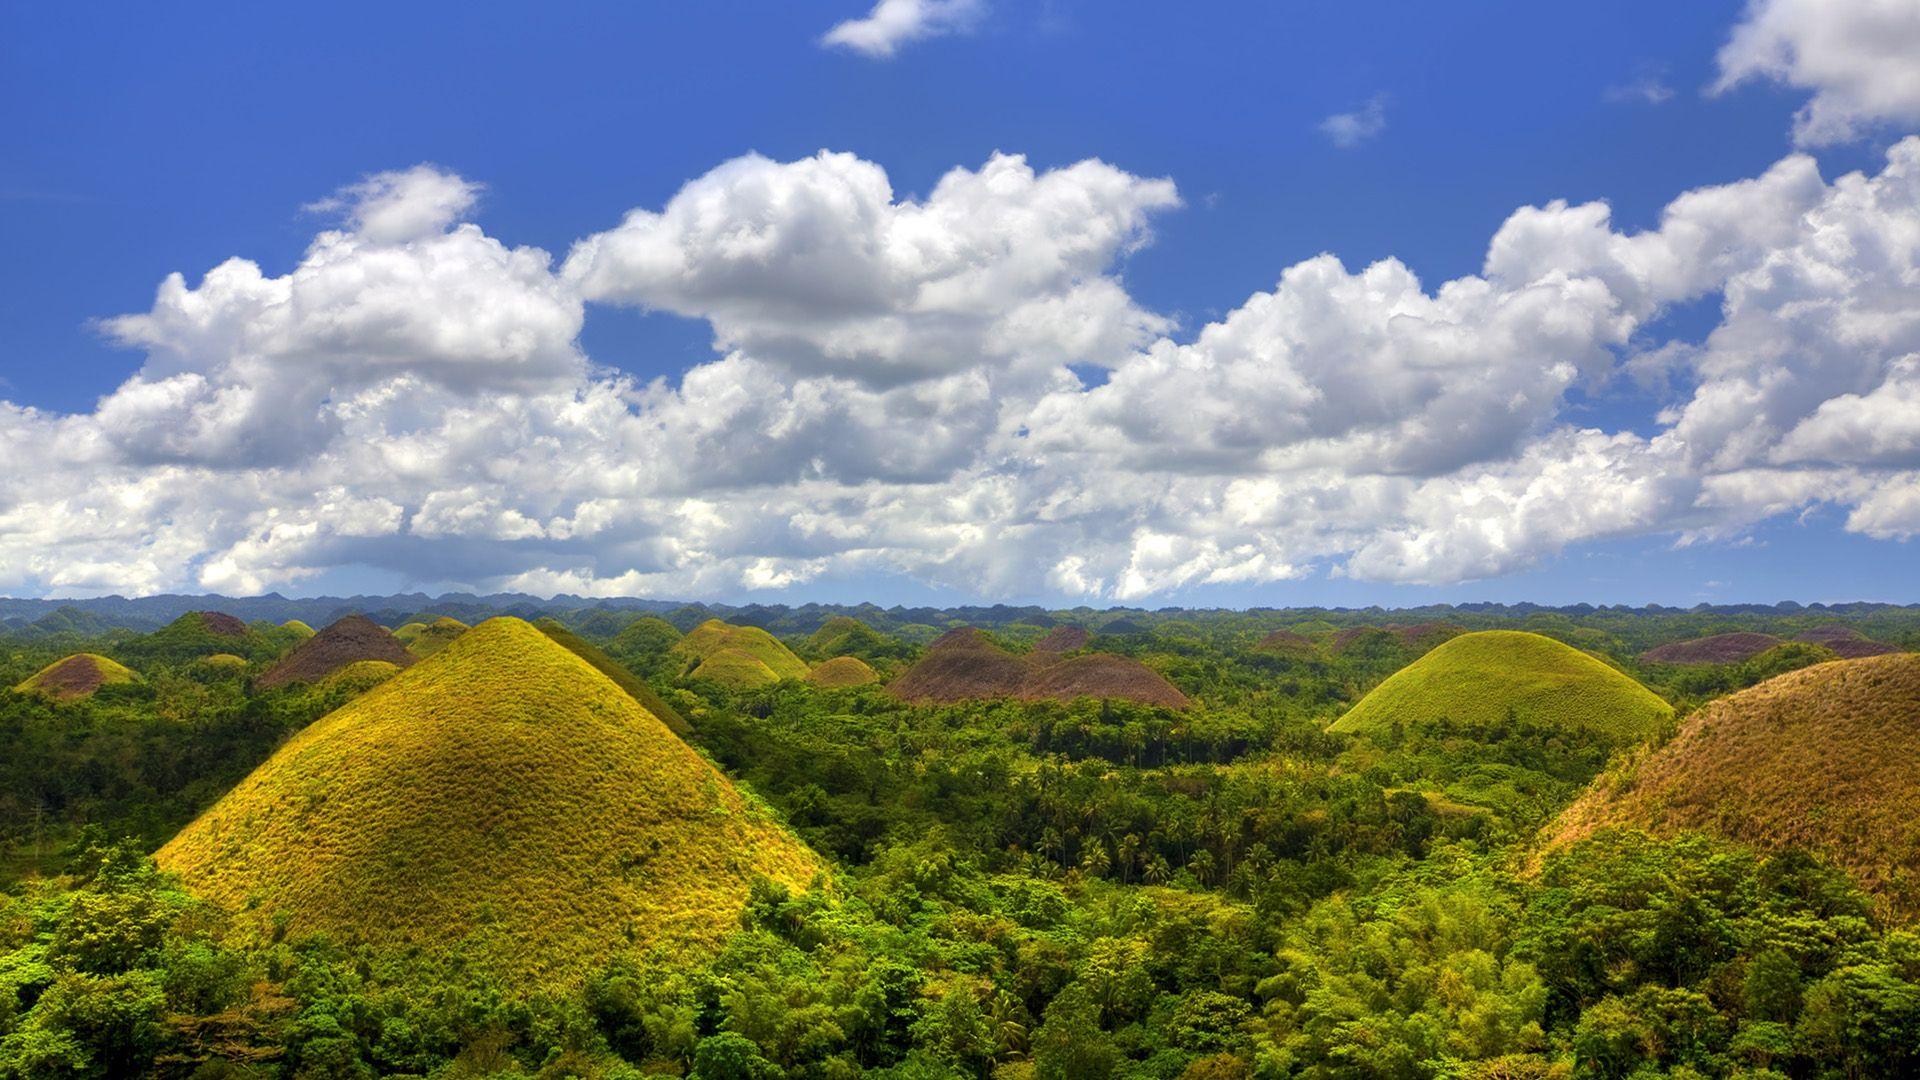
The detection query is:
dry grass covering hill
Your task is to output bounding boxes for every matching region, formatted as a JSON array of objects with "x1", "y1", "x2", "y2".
[
  {"x1": 13, "y1": 653, "x2": 139, "y2": 701},
  {"x1": 1254, "y1": 629, "x2": 1318, "y2": 657},
  {"x1": 254, "y1": 615, "x2": 415, "y2": 689},
  {"x1": 1639, "y1": 631, "x2": 1783, "y2": 665},
  {"x1": 1794, "y1": 624, "x2": 1901, "y2": 659},
  {"x1": 1019, "y1": 653, "x2": 1190, "y2": 709},
  {"x1": 1331, "y1": 622, "x2": 1462, "y2": 653},
  {"x1": 533, "y1": 618, "x2": 693, "y2": 738},
  {"x1": 1548, "y1": 653, "x2": 1920, "y2": 919},
  {"x1": 1032, "y1": 625, "x2": 1091, "y2": 654},
  {"x1": 1332, "y1": 630, "x2": 1673, "y2": 747},
  {"x1": 282, "y1": 620, "x2": 317, "y2": 639},
  {"x1": 319, "y1": 659, "x2": 402, "y2": 694},
  {"x1": 689, "y1": 648, "x2": 782, "y2": 689},
  {"x1": 889, "y1": 626, "x2": 1188, "y2": 708},
  {"x1": 673, "y1": 620, "x2": 810, "y2": 683},
  {"x1": 806, "y1": 655, "x2": 880, "y2": 688},
  {"x1": 157, "y1": 617, "x2": 822, "y2": 987}
]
